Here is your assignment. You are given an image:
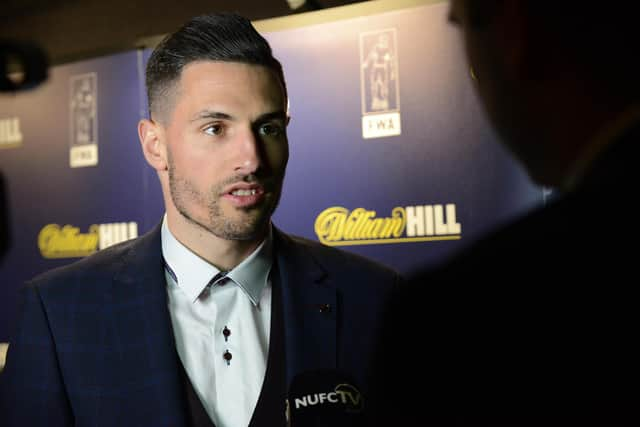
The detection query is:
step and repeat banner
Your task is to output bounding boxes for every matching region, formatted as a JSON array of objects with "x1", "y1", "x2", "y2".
[{"x1": 0, "y1": 1, "x2": 542, "y2": 342}]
